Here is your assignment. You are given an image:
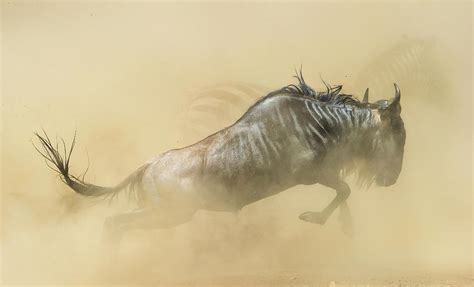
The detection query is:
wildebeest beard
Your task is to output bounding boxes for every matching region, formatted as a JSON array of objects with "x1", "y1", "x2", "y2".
[{"x1": 33, "y1": 69, "x2": 406, "y2": 241}]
